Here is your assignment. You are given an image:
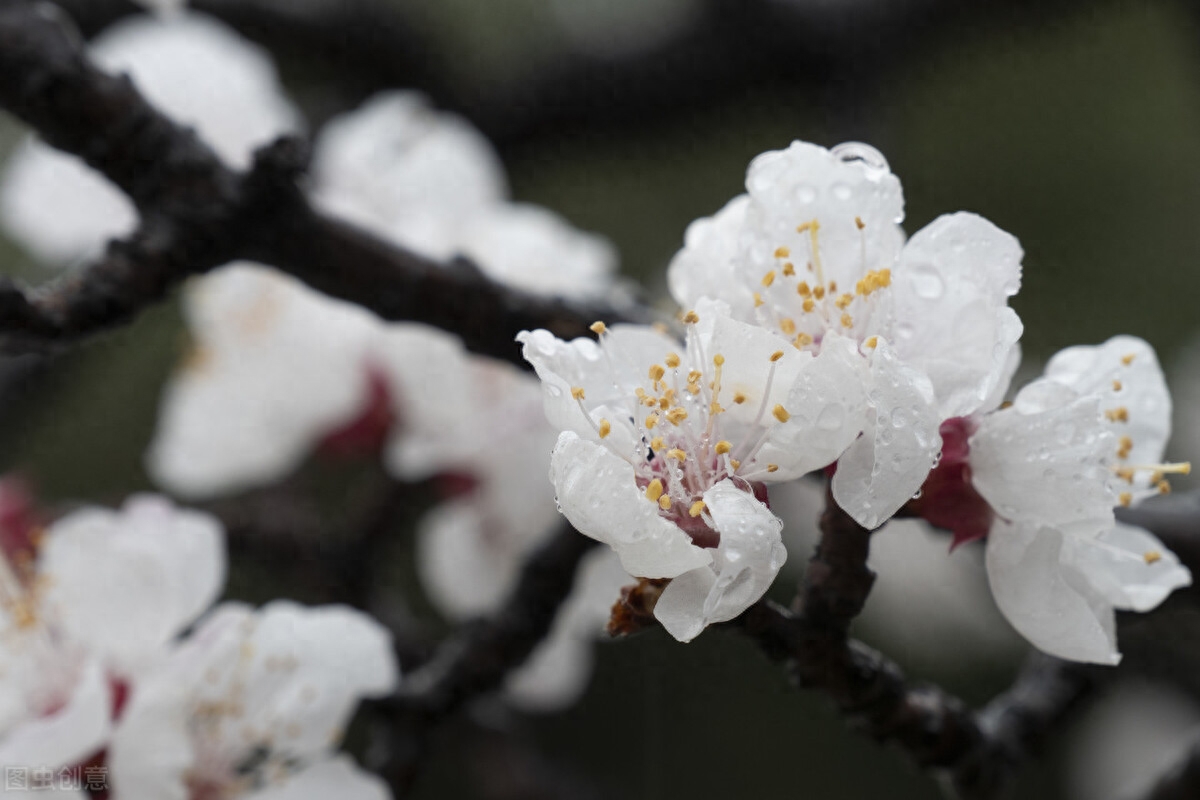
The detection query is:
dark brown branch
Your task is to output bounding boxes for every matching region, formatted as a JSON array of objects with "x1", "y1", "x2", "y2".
[
  {"x1": 375, "y1": 525, "x2": 597, "y2": 792},
  {"x1": 0, "y1": 0, "x2": 638, "y2": 365}
]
